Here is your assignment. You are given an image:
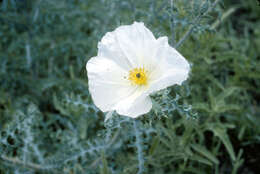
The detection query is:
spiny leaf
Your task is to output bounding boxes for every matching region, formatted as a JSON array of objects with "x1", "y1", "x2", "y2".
[{"x1": 191, "y1": 144, "x2": 219, "y2": 165}]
